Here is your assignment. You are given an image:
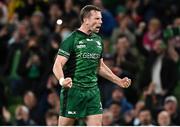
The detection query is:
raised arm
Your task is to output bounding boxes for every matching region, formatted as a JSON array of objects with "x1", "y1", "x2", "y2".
[{"x1": 98, "y1": 58, "x2": 131, "y2": 88}]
